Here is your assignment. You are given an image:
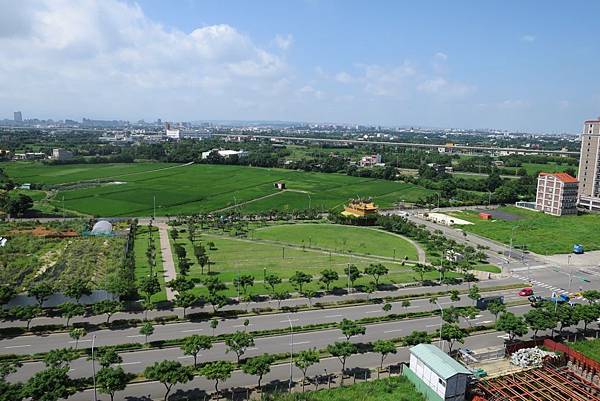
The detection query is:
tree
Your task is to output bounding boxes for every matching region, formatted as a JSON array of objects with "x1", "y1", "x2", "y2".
[
  {"x1": 496, "y1": 312, "x2": 528, "y2": 341},
  {"x1": 429, "y1": 296, "x2": 438, "y2": 311},
  {"x1": 449, "y1": 290, "x2": 460, "y2": 302},
  {"x1": 555, "y1": 304, "x2": 579, "y2": 336},
  {"x1": 11, "y1": 305, "x2": 41, "y2": 330},
  {"x1": 524, "y1": 308, "x2": 557, "y2": 339},
  {"x1": 174, "y1": 291, "x2": 199, "y2": 318},
  {"x1": 200, "y1": 360, "x2": 234, "y2": 394},
  {"x1": 22, "y1": 367, "x2": 75, "y2": 401},
  {"x1": 402, "y1": 330, "x2": 431, "y2": 346},
  {"x1": 97, "y1": 366, "x2": 130, "y2": 401},
  {"x1": 319, "y1": 269, "x2": 339, "y2": 292},
  {"x1": 575, "y1": 304, "x2": 600, "y2": 335},
  {"x1": 167, "y1": 277, "x2": 194, "y2": 294},
  {"x1": 382, "y1": 303, "x2": 392, "y2": 313},
  {"x1": 225, "y1": 331, "x2": 255, "y2": 363},
  {"x1": 339, "y1": 319, "x2": 366, "y2": 340},
  {"x1": 210, "y1": 318, "x2": 219, "y2": 336},
  {"x1": 44, "y1": 348, "x2": 78, "y2": 368},
  {"x1": 289, "y1": 271, "x2": 312, "y2": 293},
  {"x1": 487, "y1": 300, "x2": 506, "y2": 322},
  {"x1": 181, "y1": 335, "x2": 212, "y2": 368},
  {"x1": 197, "y1": 254, "x2": 210, "y2": 275},
  {"x1": 28, "y1": 282, "x2": 53, "y2": 308},
  {"x1": 458, "y1": 306, "x2": 479, "y2": 327},
  {"x1": 294, "y1": 349, "x2": 320, "y2": 392},
  {"x1": 344, "y1": 264, "x2": 361, "y2": 288},
  {"x1": 0, "y1": 361, "x2": 22, "y2": 401},
  {"x1": 92, "y1": 300, "x2": 123, "y2": 325},
  {"x1": 372, "y1": 339, "x2": 396, "y2": 378},
  {"x1": 69, "y1": 327, "x2": 86, "y2": 349},
  {"x1": 440, "y1": 323, "x2": 466, "y2": 353},
  {"x1": 326, "y1": 341, "x2": 357, "y2": 384},
  {"x1": 96, "y1": 347, "x2": 123, "y2": 368},
  {"x1": 582, "y1": 290, "x2": 600, "y2": 304},
  {"x1": 401, "y1": 299, "x2": 411, "y2": 312},
  {"x1": 139, "y1": 275, "x2": 161, "y2": 303},
  {"x1": 7, "y1": 194, "x2": 33, "y2": 217},
  {"x1": 0, "y1": 285, "x2": 15, "y2": 309},
  {"x1": 144, "y1": 360, "x2": 194, "y2": 401},
  {"x1": 303, "y1": 288, "x2": 317, "y2": 307},
  {"x1": 64, "y1": 278, "x2": 92, "y2": 304},
  {"x1": 241, "y1": 354, "x2": 274, "y2": 389},
  {"x1": 364, "y1": 282, "x2": 376, "y2": 300},
  {"x1": 413, "y1": 263, "x2": 434, "y2": 282},
  {"x1": 273, "y1": 290, "x2": 290, "y2": 309},
  {"x1": 234, "y1": 274, "x2": 255, "y2": 295},
  {"x1": 364, "y1": 263, "x2": 388, "y2": 287},
  {"x1": 468, "y1": 285, "x2": 481, "y2": 306},
  {"x1": 206, "y1": 292, "x2": 228, "y2": 313},
  {"x1": 58, "y1": 302, "x2": 85, "y2": 328},
  {"x1": 264, "y1": 273, "x2": 282, "y2": 294},
  {"x1": 140, "y1": 322, "x2": 154, "y2": 345},
  {"x1": 203, "y1": 276, "x2": 227, "y2": 296}
]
